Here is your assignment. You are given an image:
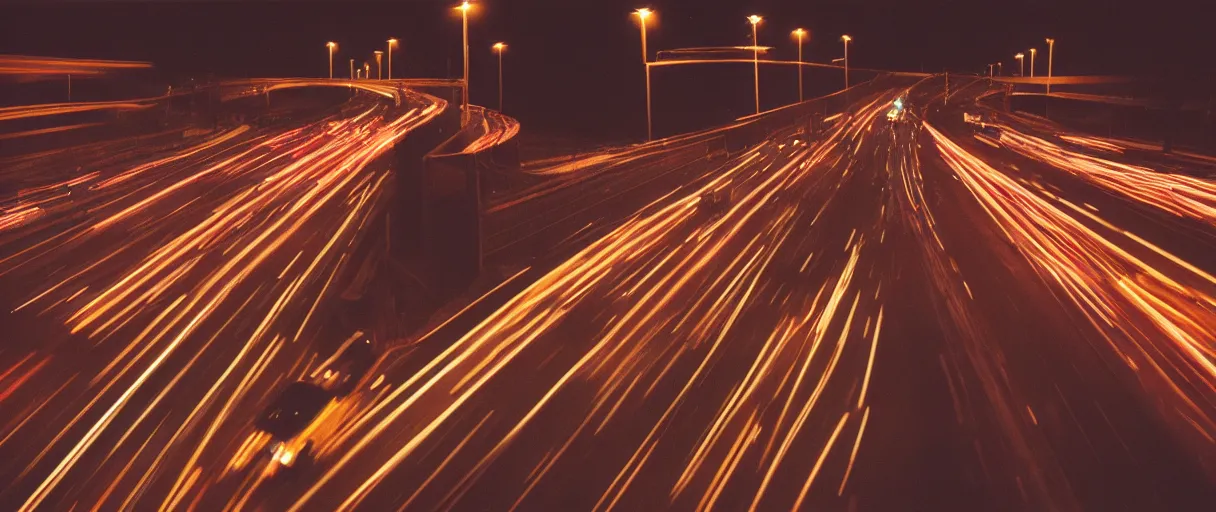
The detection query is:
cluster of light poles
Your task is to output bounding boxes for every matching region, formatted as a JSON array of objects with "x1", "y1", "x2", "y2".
[
  {"x1": 991, "y1": 38, "x2": 1055, "y2": 92},
  {"x1": 633, "y1": 8, "x2": 853, "y2": 140},
  {"x1": 321, "y1": 3, "x2": 510, "y2": 124}
]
